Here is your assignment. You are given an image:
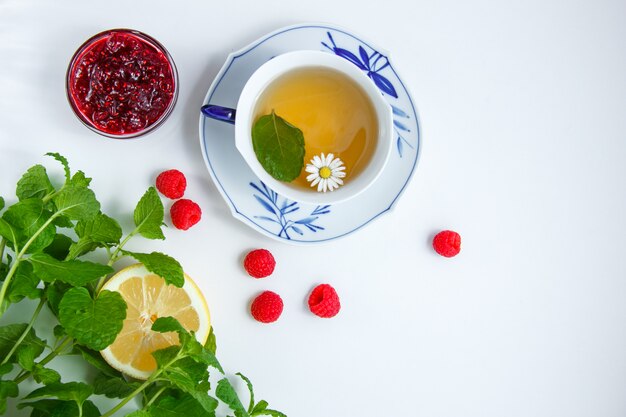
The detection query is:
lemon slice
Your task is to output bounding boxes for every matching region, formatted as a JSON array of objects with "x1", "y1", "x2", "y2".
[{"x1": 100, "y1": 263, "x2": 210, "y2": 379}]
